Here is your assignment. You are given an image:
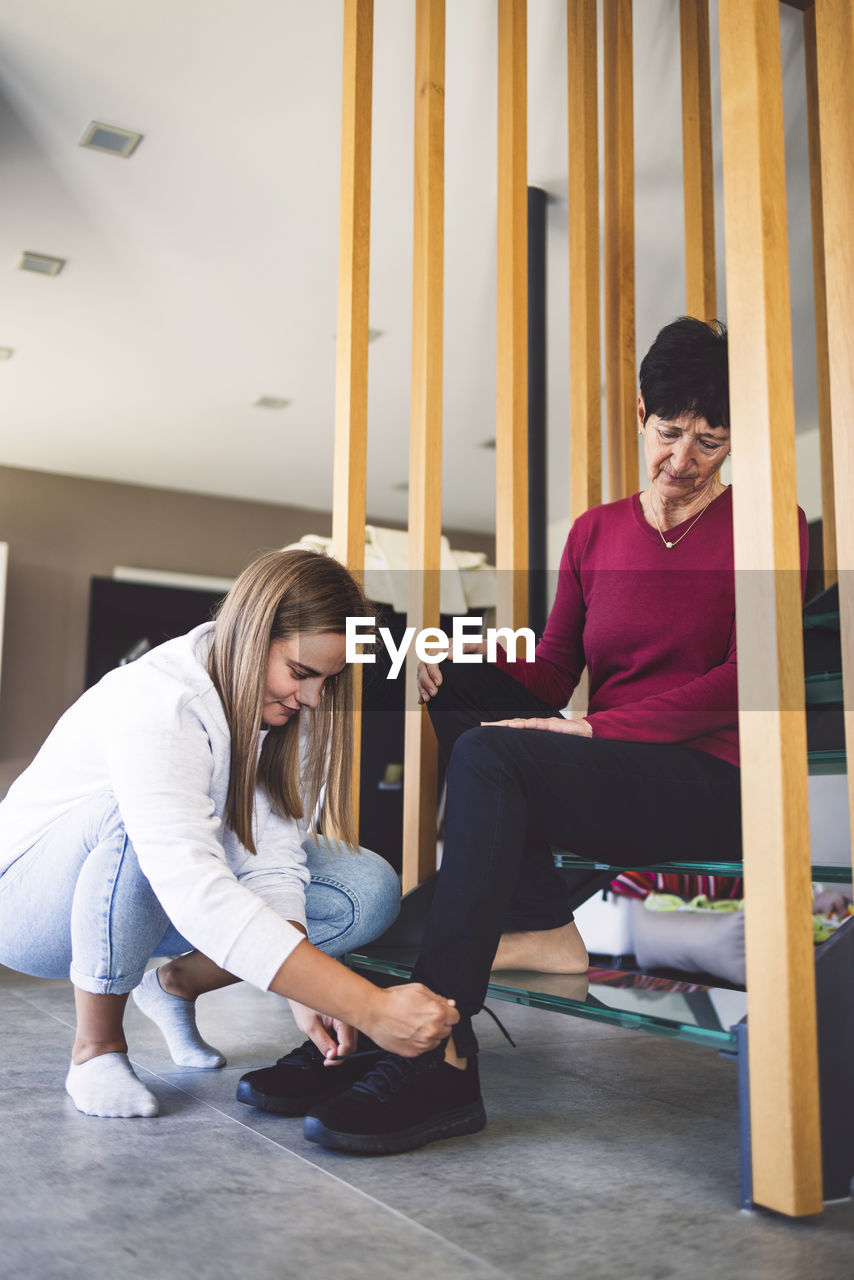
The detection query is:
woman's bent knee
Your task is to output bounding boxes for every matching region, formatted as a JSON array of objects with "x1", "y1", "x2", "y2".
[
  {"x1": 448, "y1": 725, "x2": 510, "y2": 775},
  {"x1": 302, "y1": 840, "x2": 400, "y2": 956},
  {"x1": 354, "y1": 846, "x2": 400, "y2": 936}
]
